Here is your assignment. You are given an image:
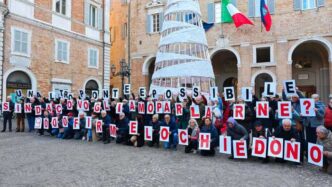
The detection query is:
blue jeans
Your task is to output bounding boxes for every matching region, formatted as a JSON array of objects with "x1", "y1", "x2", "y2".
[
  {"x1": 88, "y1": 129, "x2": 92, "y2": 140},
  {"x1": 63, "y1": 126, "x2": 73, "y2": 139},
  {"x1": 51, "y1": 129, "x2": 59, "y2": 136},
  {"x1": 163, "y1": 132, "x2": 178, "y2": 149},
  {"x1": 27, "y1": 116, "x2": 35, "y2": 131}
]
